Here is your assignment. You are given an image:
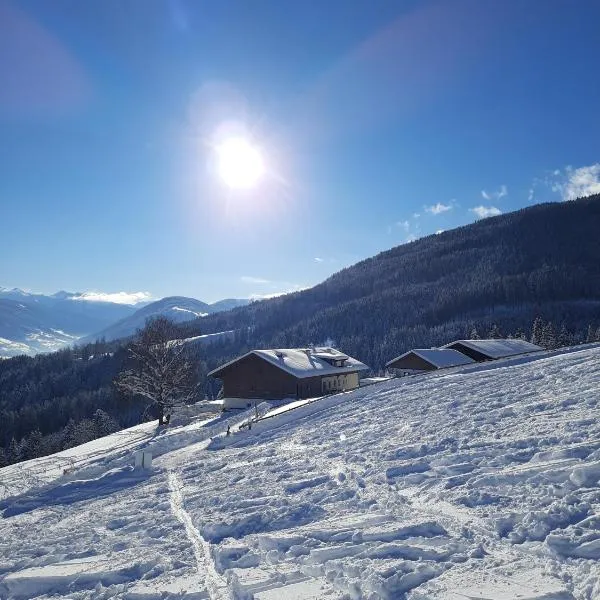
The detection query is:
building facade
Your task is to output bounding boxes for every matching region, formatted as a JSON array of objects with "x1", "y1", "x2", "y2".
[{"x1": 209, "y1": 347, "x2": 368, "y2": 406}]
